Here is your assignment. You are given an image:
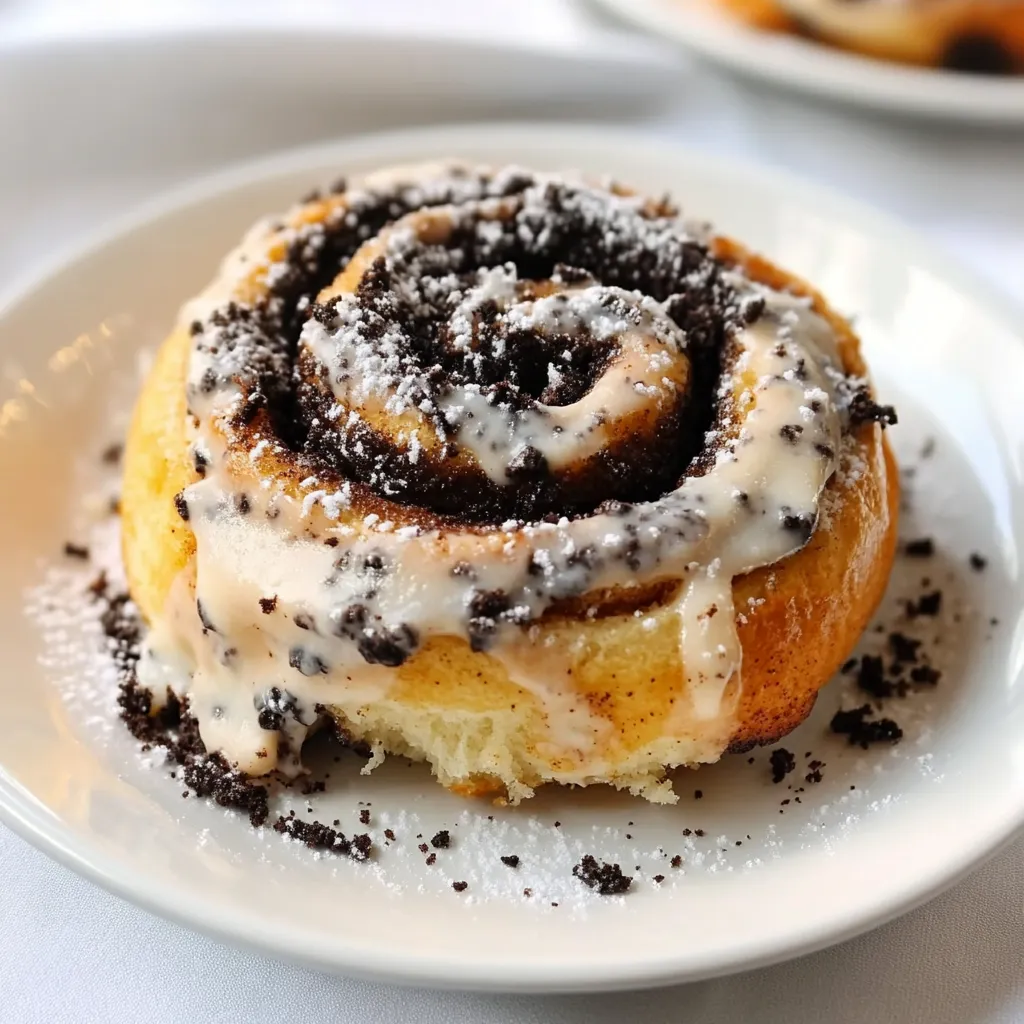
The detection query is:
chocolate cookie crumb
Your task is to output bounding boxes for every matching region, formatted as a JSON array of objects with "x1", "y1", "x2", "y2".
[
  {"x1": 384, "y1": 828, "x2": 396, "y2": 841},
  {"x1": 183, "y1": 754, "x2": 269, "y2": 828},
  {"x1": 273, "y1": 816, "x2": 372, "y2": 860},
  {"x1": 63, "y1": 542, "x2": 90, "y2": 560},
  {"x1": 848, "y1": 388, "x2": 897, "y2": 428},
  {"x1": 856, "y1": 654, "x2": 891, "y2": 698},
  {"x1": 969, "y1": 553, "x2": 987, "y2": 572},
  {"x1": 418, "y1": 843, "x2": 429, "y2": 854},
  {"x1": 653, "y1": 874, "x2": 665, "y2": 883},
  {"x1": 259, "y1": 596, "x2": 278, "y2": 614},
  {"x1": 889, "y1": 632, "x2": 921, "y2": 665},
  {"x1": 910, "y1": 665, "x2": 941, "y2": 685},
  {"x1": 430, "y1": 830, "x2": 451, "y2": 849},
  {"x1": 670, "y1": 855, "x2": 682, "y2": 868},
  {"x1": 770, "y1": 748, "x2": 796, "y2": 783},
  {"x1": 694, "y1": 789, "x2": 703, "y2": 800},
  {"x1": 904, "y1": 538, "x2": 934, "y2": 558},
  {"x1": 426, "y1": 853, "x2": 437, "y2": 866},
  {"x1": 173, "y1": 491, "x2": 190, "y2": 521},
  {"x1": 452, "y1": 881, "x2": 468, "y2": 892},
  {"x1": 830, "y1": 705, "x2": 903, "y2": 748},
  {"x1": 907, "y1": 591, "x2": 942, "y2": 618},
  {"x1": 573, "y1": 855, "x2": 632, "y2": 895},
  {"x1": 500, "y1": 855, "x2": 520, "y2": 868},
  {"x1": 943, "y1": 32, "x2": 1017, "y2": 75},
  {"x1": 359, "y1": 808, "x2": 370, "y2": 826}
]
